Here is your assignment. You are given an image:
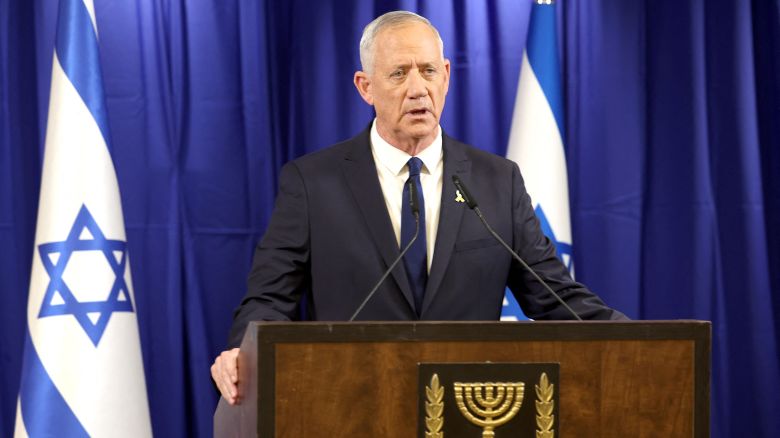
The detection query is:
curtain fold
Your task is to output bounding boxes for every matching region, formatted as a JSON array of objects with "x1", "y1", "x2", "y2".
[{"x1": 0, "y1": 0, "x2": 41, "y2": 433}]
